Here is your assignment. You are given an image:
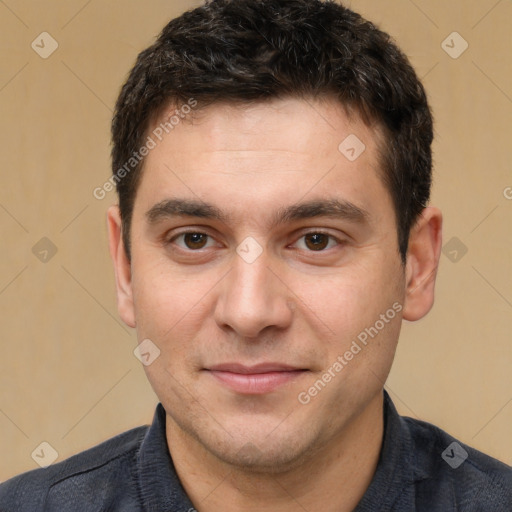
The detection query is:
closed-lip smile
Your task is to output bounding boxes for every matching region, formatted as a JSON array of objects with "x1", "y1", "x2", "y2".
[{"x1": 205, "y1": 362, "x2": 308, "y2": 394}]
